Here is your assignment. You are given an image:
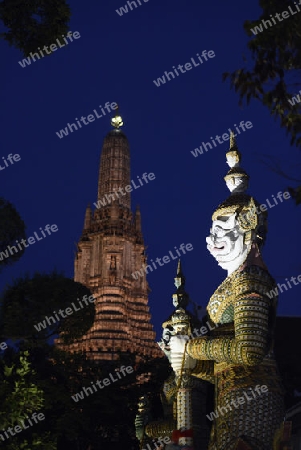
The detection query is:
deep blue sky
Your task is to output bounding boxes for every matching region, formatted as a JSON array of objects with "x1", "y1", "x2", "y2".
[{"x1": 1, "y1": 0, "x2": 301, "y2": 339}]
